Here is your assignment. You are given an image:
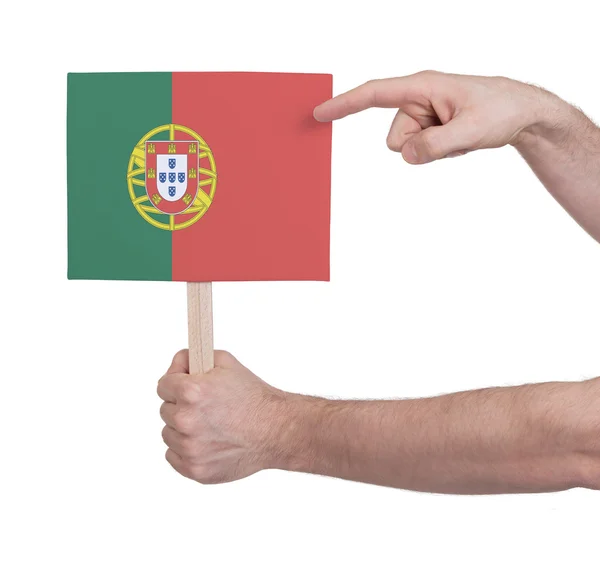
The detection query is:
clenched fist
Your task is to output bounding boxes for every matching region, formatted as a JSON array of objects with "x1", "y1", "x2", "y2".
[{"x1": 157, "y1": 350, "x2": 292, "y2": 484}]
